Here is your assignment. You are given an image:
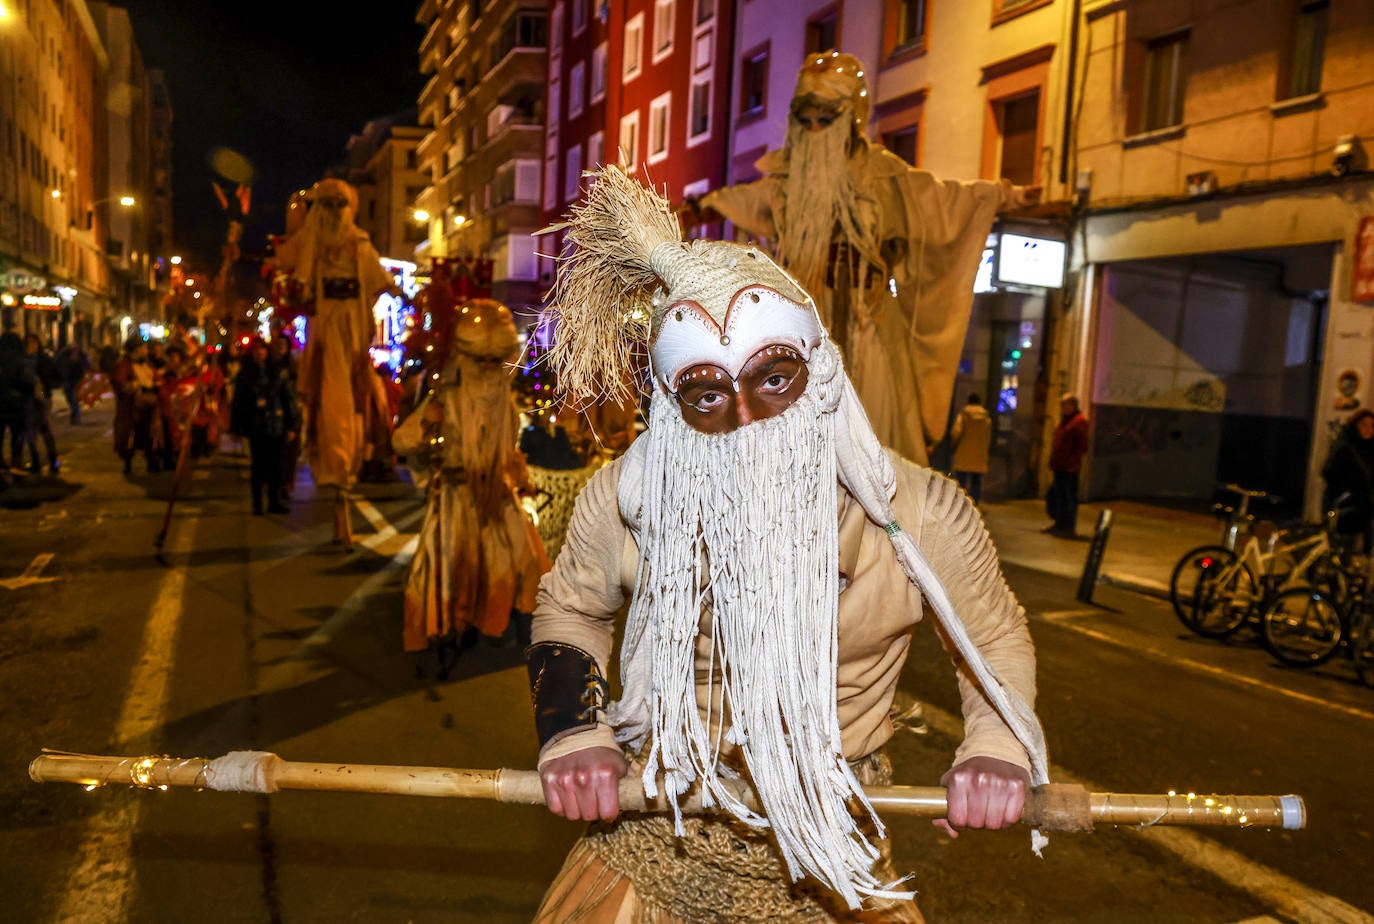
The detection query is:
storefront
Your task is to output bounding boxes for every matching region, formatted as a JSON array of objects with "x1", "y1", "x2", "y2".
[
  {"x1": 1065, "y1": 178, "x2": 1374, "y2": 521},
  {"x1": 944, "y1": 222, "x2": 1067, "y2": 500}
]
